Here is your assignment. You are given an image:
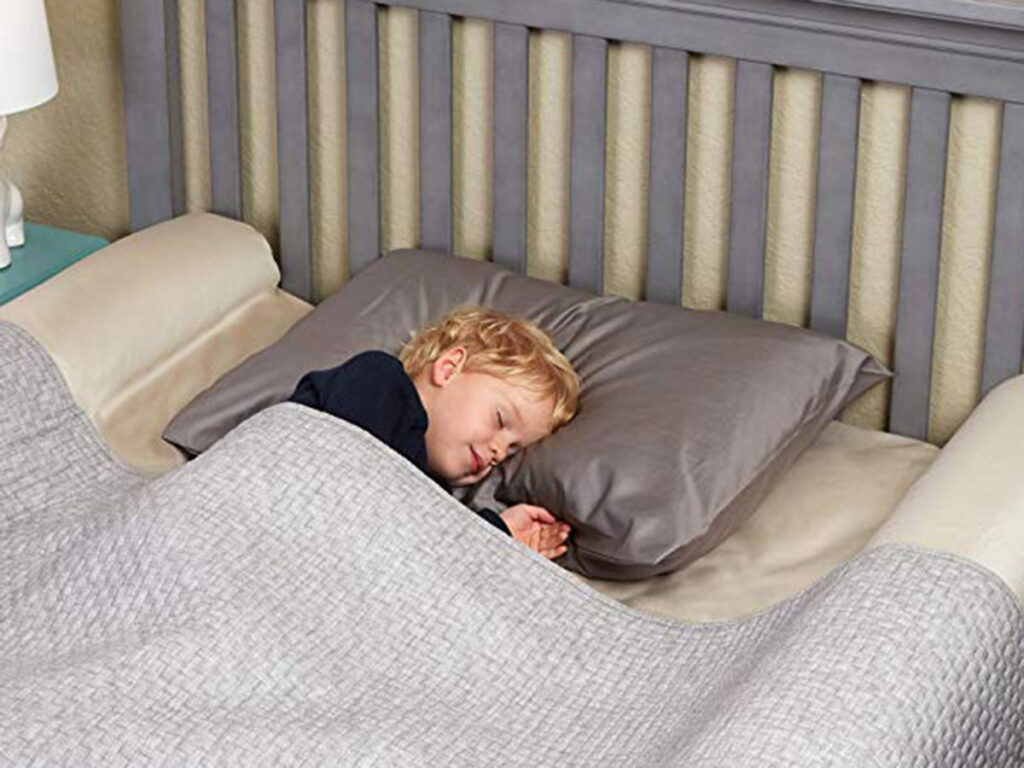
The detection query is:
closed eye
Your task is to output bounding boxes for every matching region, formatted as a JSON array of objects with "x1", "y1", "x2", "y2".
[{"x1": 497, "y1": 410, "x2": 504, "y2": 429}]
